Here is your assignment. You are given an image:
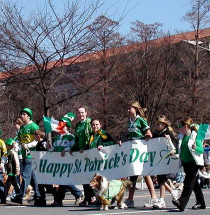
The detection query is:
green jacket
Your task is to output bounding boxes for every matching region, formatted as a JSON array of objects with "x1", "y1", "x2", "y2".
[
  {"x1": 179, "y1": 131, "x2": 204, "y2": 165},
  {"x1": 72, "y1": 118, "x2": 92, "y2": 151},
  {"x1": 89, "y1": 129, "x2": 115, "y2": 149}
]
